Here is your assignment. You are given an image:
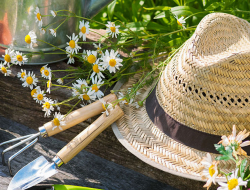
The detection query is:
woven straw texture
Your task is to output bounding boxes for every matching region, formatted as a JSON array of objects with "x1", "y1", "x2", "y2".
[
  {"x1": 113, "y1": 13, "x2": 250, "y2": 181},
  {"x1": 158, "y1": 13, "x2": 250, "y2": 136}
]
